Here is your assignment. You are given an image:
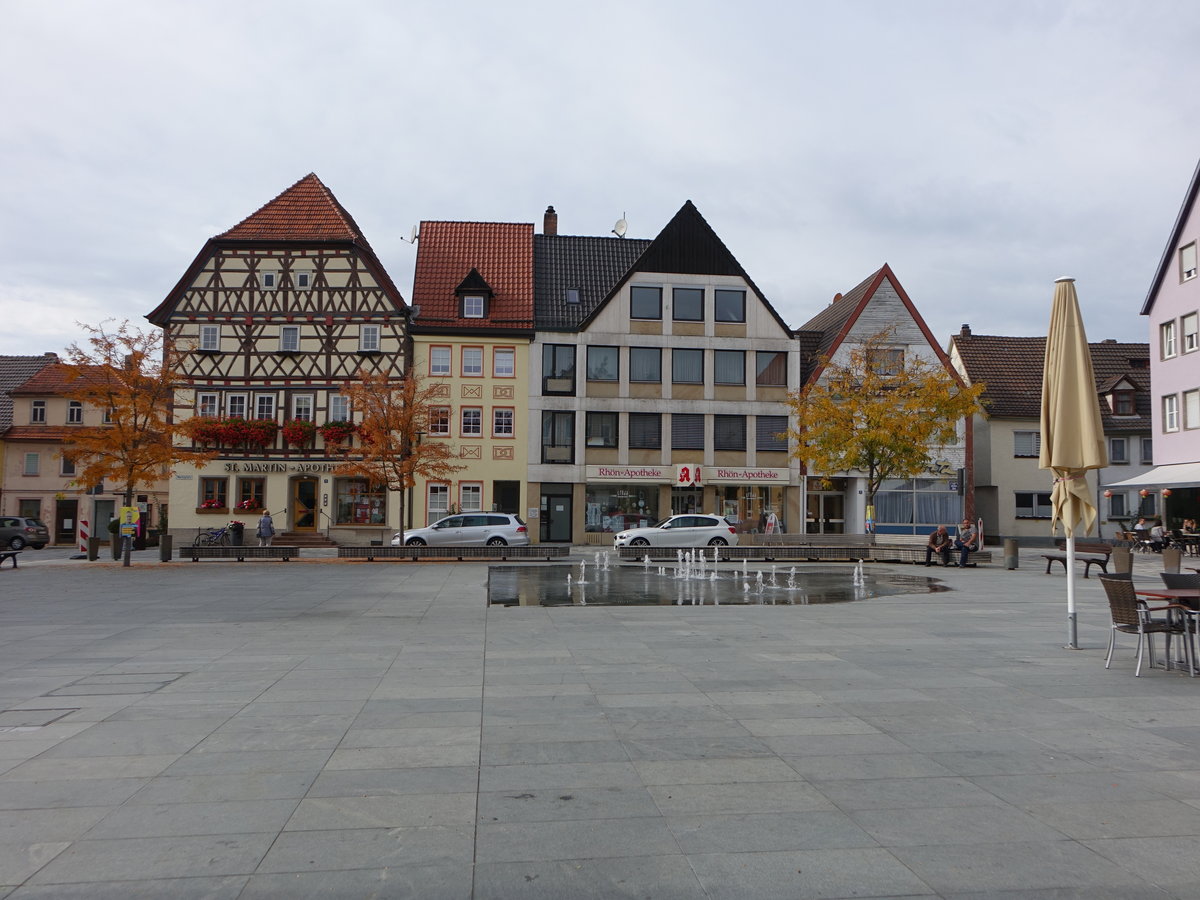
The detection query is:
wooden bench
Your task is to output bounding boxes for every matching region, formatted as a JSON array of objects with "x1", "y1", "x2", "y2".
[
  {"x1": 0, "y1": 550, "x2": 21, "y2": 569},
  {"x1": 1042, "y1": 541, "x2": 1112, "y2": 578},
  {"x1": 182, "y1": 545, "x2": 299, "y2": 562}
]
